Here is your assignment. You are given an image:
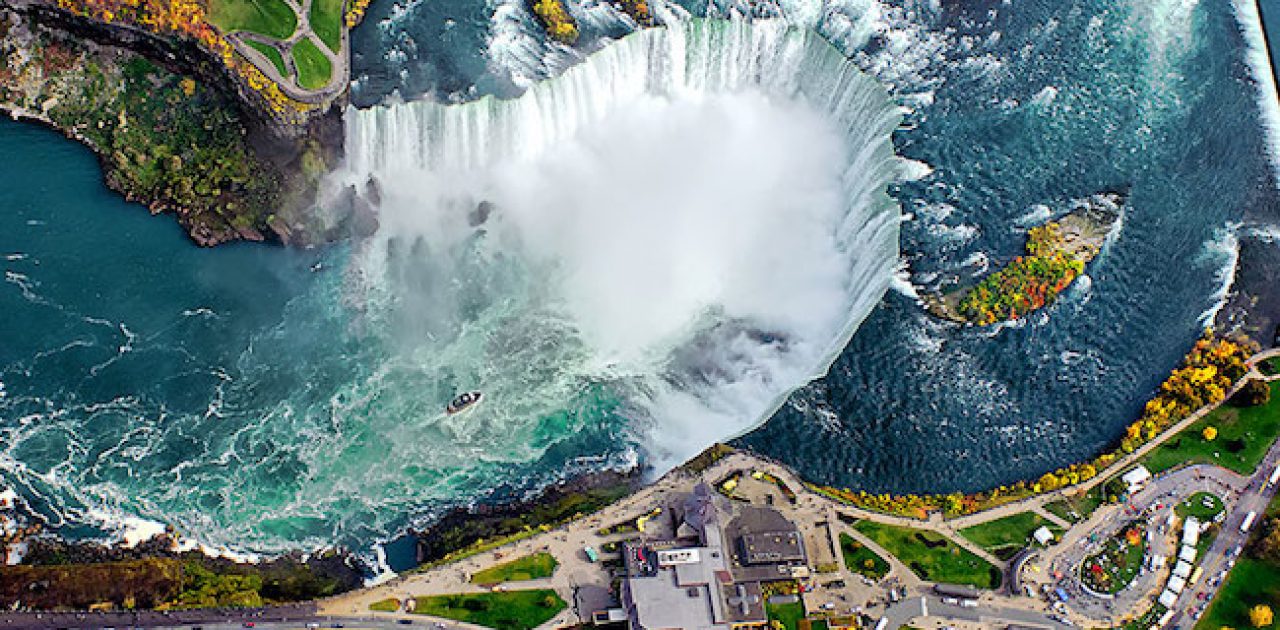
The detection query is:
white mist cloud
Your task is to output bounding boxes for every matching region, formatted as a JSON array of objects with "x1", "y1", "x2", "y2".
[
  {"x1": 340, "y1": 20, "x2": 901, "y2": 474},
  {"x1": 487, "y1": 89, "x2": 850, "y2": 365}
]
